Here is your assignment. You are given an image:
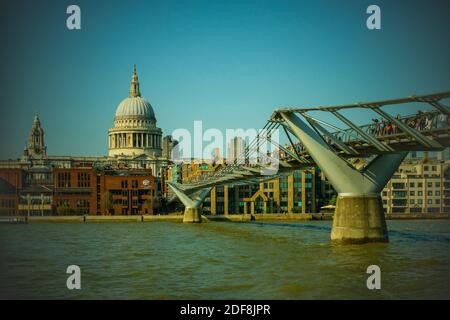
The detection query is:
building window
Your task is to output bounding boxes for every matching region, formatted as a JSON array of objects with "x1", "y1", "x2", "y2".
[
  {"x1": 76, "y1": 199, "x2": 90, "y2": 214},
  {"x1": 57, "y1": 172, "x2": 71, "y2": 188},
  {"x1": 410, "y1": 199, "x2": 414, "y2": 204},
  {"x1": 418, "y1": 199, "x2": 423, "y2": 205},
  {"x1": 436, "y1": 199, "x2": 440, "y2": 205},
  {"x1": 427, "y1": 191, "x2": 433, "y2": 196},
  {"x1": 410, "y1": 191, "x2": 415, "y2": 196},
  {"x1": 427, "y1": 199, "x2": 432, "y2": 205},
  {"x1": 418, "y1": 182, "x2": 423, "y2": 188},
  {"x1": 77, "y1": 172, "x2": 90, "y2": 188},
  {"x1": 392, "y1": 183, "x2": 405, "y2": 190},
  {"x1": 435, "y1": 182, "x2": 441, "y2": 187},
  {"x1": 392, "y1": 199, "x2": 407, "y2": 206},
  {"x1": 436, "y1": 191, "x2": 440, "y2": 196},
  {"x1": 427, "y1": 182, "x2": 433, "y2": 188},
  {"x1": 393, "y1": 191, "x2": 407, "y2": 198},
  {"x1": 382, "y1": 191, "x2": 387, "y2": 196},
  {"x1": 418, "y1": 191, "x2": 423, "y2": 196},
  {"x1": 121, "y1": 180, "x2": 128, "y2": 188},
  {"x1": 409, "y1": 182, "x2": 415, "y2": 188},
  {"x1": 424, "y1": 166, "x2": 429, "y2": 171}
]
